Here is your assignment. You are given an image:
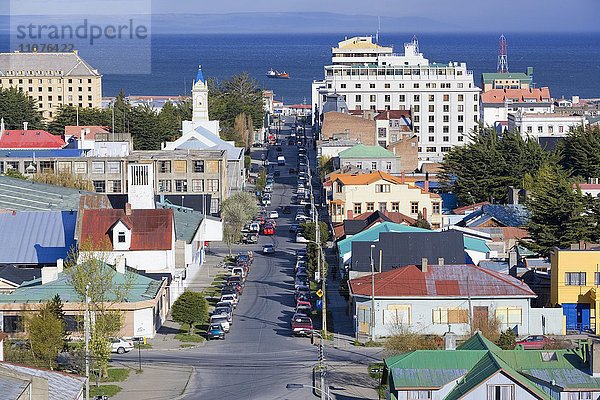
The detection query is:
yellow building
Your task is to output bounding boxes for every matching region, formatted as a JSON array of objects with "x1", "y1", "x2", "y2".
[
  {"x1": 326, "y1": 171, "x2": 442, "y2": 227},
  {"x1": 0, "y1": 51, "x2": 102, "y2": 120},
  {"x1": 550, "y1": 243, "x2": 600, "y2": 334}
]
